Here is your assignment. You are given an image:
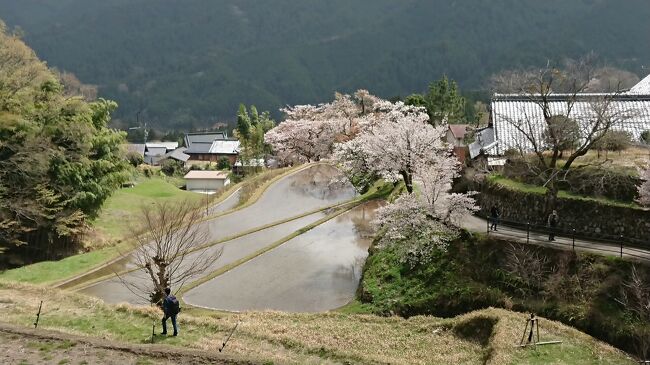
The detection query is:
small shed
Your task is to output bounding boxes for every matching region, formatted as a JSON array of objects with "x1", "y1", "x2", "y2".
[
  {"x1": 184, "y1": 170, "x2": 230, "y2": 193},
  {"x1": 447, "y1": 124, "x2": 470, "y2": 163},
  {"x1": 446, "y1": 124, "x2": 469, "y2": 147}
]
